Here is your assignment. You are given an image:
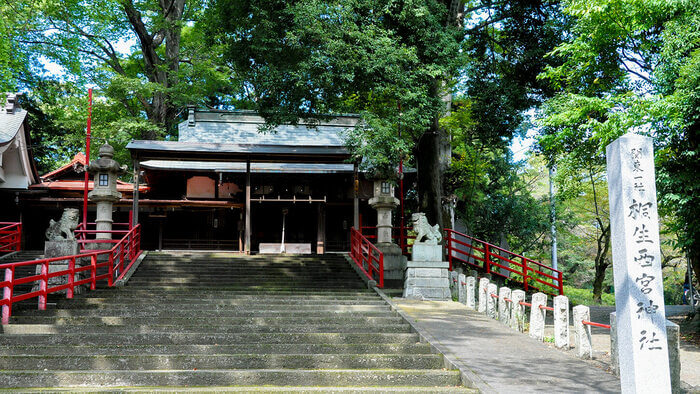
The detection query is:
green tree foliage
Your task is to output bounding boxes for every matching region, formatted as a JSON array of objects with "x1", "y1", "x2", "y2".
[
  {"x1": 205, "y1": 0, "x2": 466, "y2": 225},
  {"x1": 537, "y1": 0, "x2": 700, "y2": 286}
]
